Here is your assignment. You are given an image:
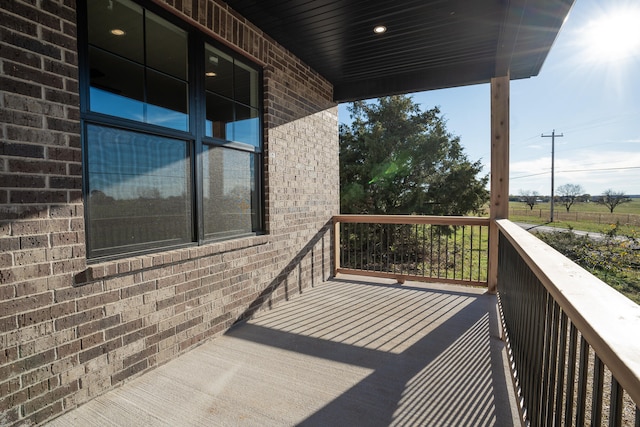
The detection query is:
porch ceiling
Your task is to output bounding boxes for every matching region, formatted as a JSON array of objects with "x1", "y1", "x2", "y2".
[{"x1": 225, "y1": 0, "x2": 575, "y2": 102}]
